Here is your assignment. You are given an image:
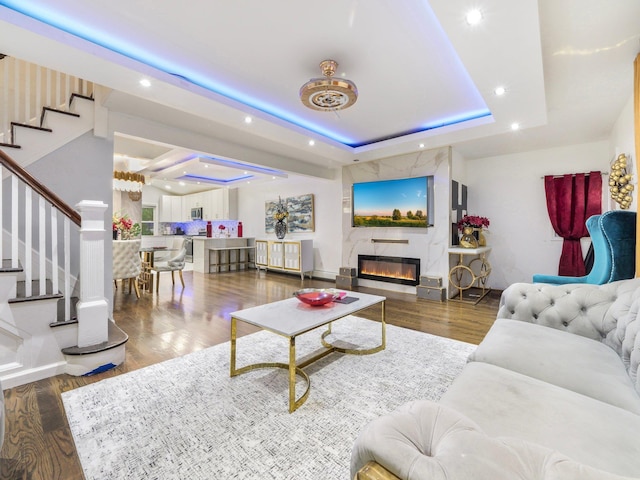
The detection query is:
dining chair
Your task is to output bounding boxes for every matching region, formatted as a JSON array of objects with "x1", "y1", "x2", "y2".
[
  {"x1": 151, "y1": 246, "x2": 186, "y2": 293},
  {"x1": 112, "y1": 239, "x2": 142, "y2": 298}
]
